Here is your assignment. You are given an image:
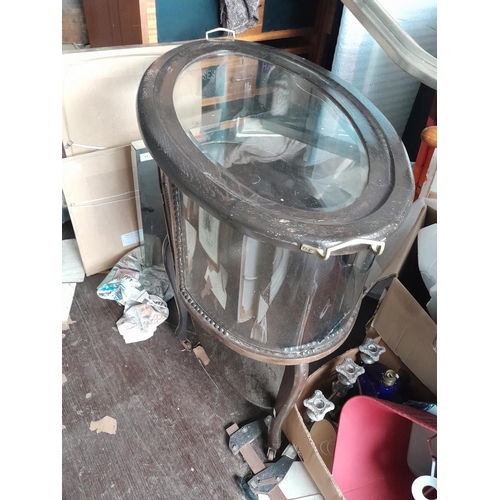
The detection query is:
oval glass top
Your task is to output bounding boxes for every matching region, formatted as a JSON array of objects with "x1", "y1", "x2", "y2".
[{"x1": 172, "y1": 52, "x2": 369, "y2": 213}]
